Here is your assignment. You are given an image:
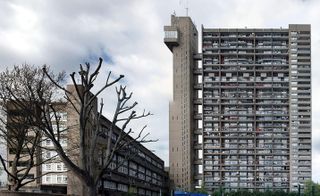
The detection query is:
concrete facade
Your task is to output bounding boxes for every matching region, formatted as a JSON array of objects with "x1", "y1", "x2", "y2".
[
  {"x1": 165, "y1": 15, "x2": 311, "y2": 193},
  {"x1": 165, "y1": 15, "x2": 198, "y2": 191},
  {"x1": 6, "y1": 85, "x2": 169, "y2": 196}
]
